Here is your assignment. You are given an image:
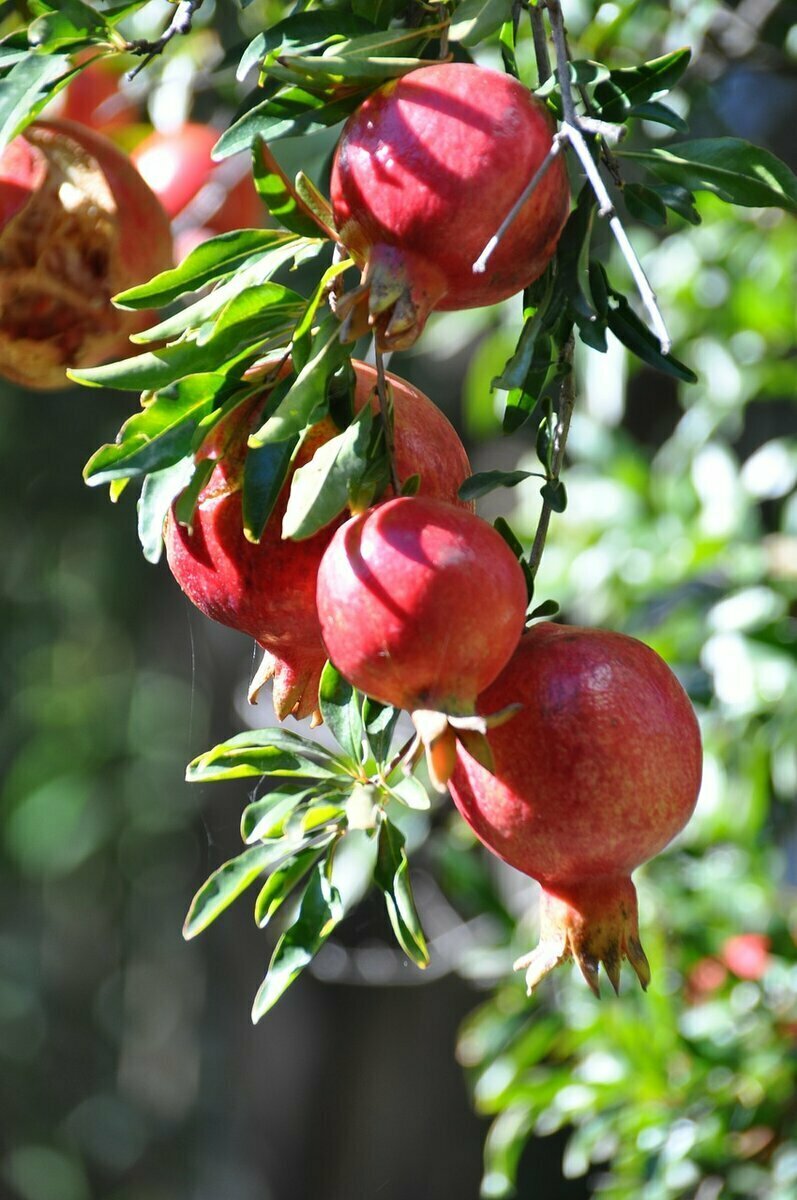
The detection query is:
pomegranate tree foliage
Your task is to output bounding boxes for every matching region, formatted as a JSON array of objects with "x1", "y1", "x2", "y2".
[{"x1": 2, "y1": 0, "x2": 797, "y2": 1196}]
